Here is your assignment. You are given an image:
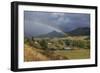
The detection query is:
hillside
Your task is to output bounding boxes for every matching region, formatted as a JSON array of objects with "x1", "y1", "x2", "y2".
[
  {"x1": 24, "y1": 44, "x2": 50, "y2": 61},
  {"x1": 68, "y1": 27, "x2": 90, "y2": 36},
  {"x1": 36, "y1": 31, "x2": 66, "y2": 38}
]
